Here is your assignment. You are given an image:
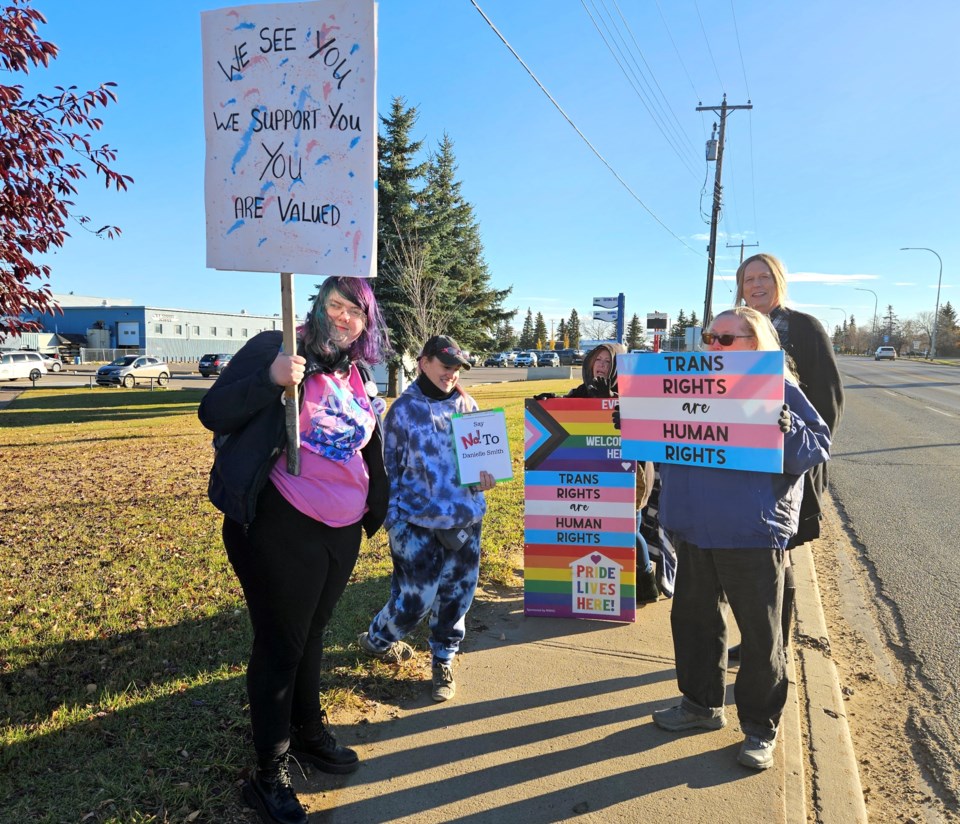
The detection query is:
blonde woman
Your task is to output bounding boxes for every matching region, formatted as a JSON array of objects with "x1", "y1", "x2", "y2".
[{"x1": 651, "y1": 307, "x2": 831, "y2": 771}]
